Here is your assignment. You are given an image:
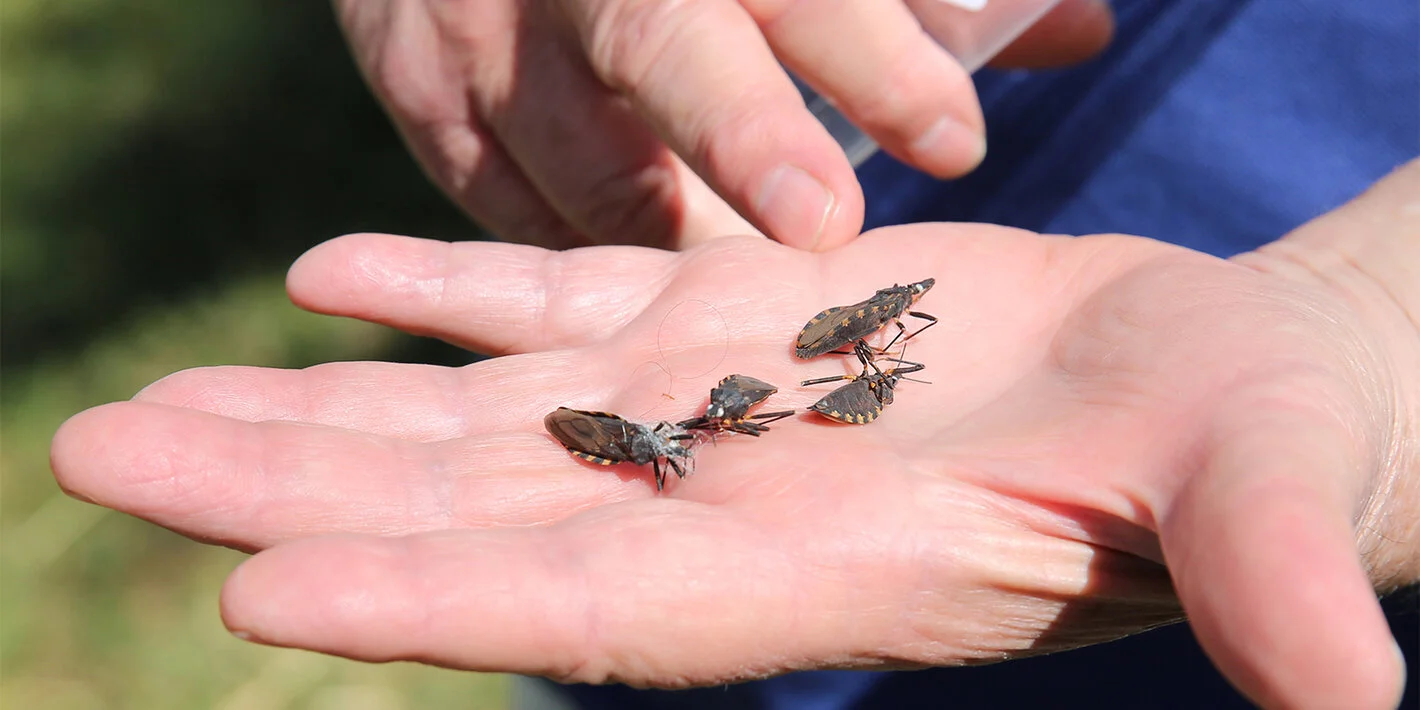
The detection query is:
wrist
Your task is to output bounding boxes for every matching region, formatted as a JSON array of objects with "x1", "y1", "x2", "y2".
[
  {"x1": 1234, "y1": 159, "x2": 1420, "y2": 591},
  {"x1": 1263, "y1": 164, "x2": 1420, "y2": 340}
]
